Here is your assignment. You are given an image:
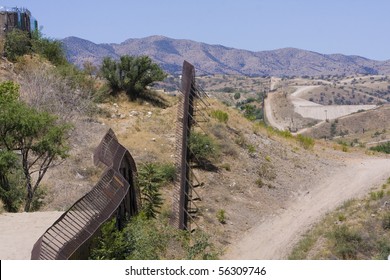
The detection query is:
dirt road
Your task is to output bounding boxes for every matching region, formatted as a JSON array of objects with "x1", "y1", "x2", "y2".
[
  {"x1": 0, "y1": 211, "x2": 63, "y2": 259},
  {"x1": 263, "y1": 92, "x2": 286, "y2": 130},
  {"x1": 223, "y1": 156, "x2": 390, "y2": 259}
]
